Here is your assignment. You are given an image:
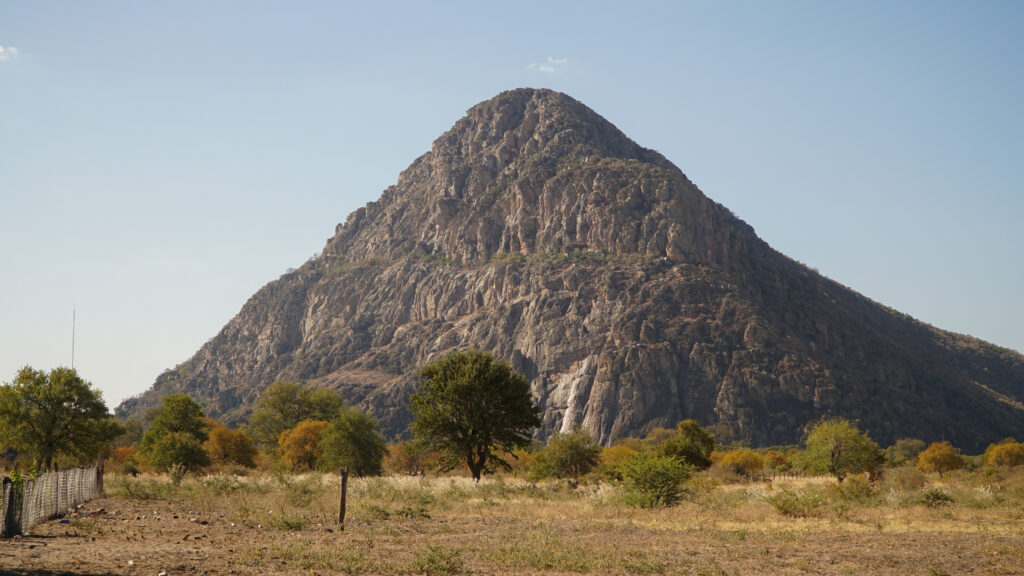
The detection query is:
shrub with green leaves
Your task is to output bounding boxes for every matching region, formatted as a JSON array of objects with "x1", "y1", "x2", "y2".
[
  {"x1": 658, "y1": 419, "x2": 715, "y2": 470},
  {"x1": 764, "y1": 488, "x2": 824, "y2": 517},
  {"x1": 531, "y1": 428, "x2": 602, "y2": 480},
  {"x1": 619, "y1": 453, "x2": 692, "y2": 507}
]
